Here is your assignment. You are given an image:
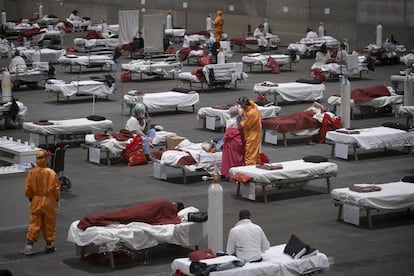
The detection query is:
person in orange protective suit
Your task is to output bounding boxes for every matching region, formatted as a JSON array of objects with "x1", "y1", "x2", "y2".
[
  {"x1": 22, "y1": 149, "x2": 60, "y2": 256},
  {"x1": 213, "y1": 10, "x2": 224, "y2": 42},
  {"x1": 237, "y1": 97, "x2": 262, "y2": 165}
]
